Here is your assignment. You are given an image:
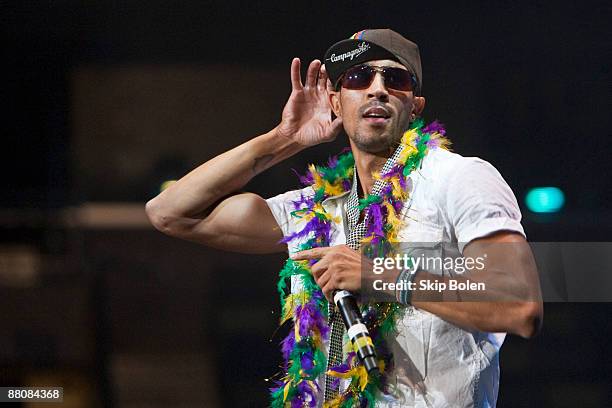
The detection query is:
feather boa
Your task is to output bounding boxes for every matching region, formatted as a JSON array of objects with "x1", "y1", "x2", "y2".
[{"x1": 270, "y1": 119, "x2": 450, "y2": 407}]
